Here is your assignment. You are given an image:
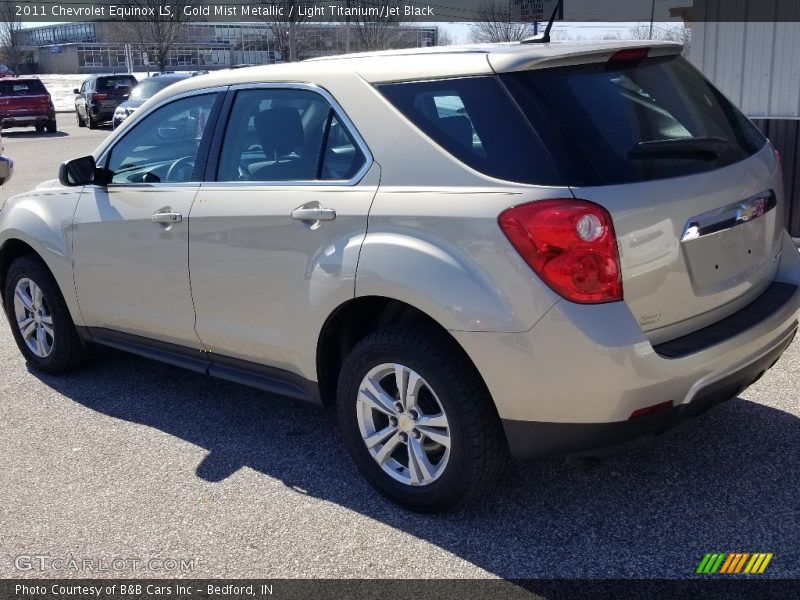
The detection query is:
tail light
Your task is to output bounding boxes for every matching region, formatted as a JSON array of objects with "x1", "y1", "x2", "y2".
[
  {"x1": 774, "y1": 149, "x2": 784, "y2": 176},
  {"x1": 498, "y1": 199, "x2": 623, "y2": 304},
  {"x1": 91, "y1": 93, "x2": 108, "y2": 102}
]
